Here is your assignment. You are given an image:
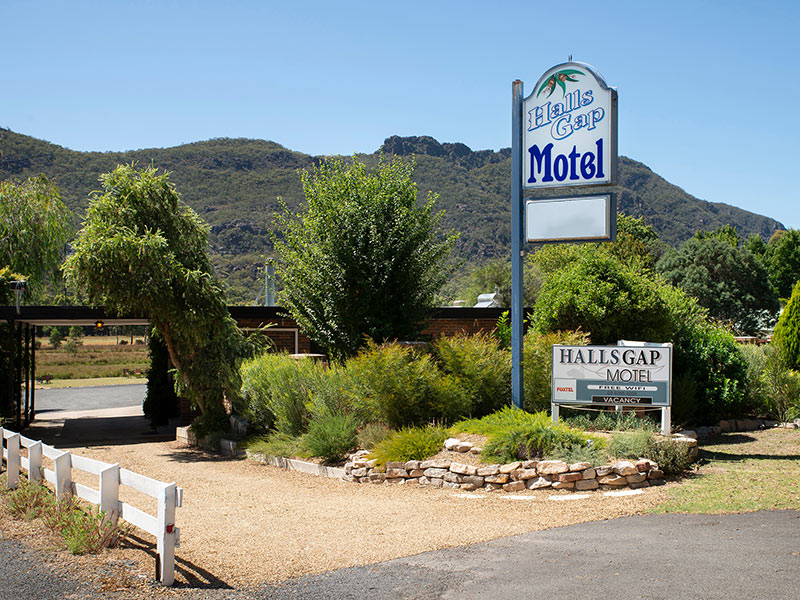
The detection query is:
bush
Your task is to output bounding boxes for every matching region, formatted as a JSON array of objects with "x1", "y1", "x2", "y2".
[
  {"x1": 646, "y1": 438, "x2": 695, "y2": 475},
  {"x1": 547, "y1": 441, "x2": 607, "y2": 465},
  {"x1": 482, "y1": 422, "x2": 597, "y2": 463},
  {"x1": 3, "y1": 480, "x2": 127, "y2": 554},
  {"x1": 608, "y1": 431, "x2": 653, "y2": 459},
  {"x1": 346, "y1": 341, "x2": 454, "y2": 428},
  {"x1": 452, "y1": 405, "x2": 543, "y2": 436},
  {"x1": 522, "y1": 329, "x2": 589, "y2": 413},
  {"x1": 245, "y1": 431, "x2": 310, "y2": 459},
  {"x1": 563, "y1": 410, "x2": 658, "y2": 432},
  {"x1": 672, "y1": 322, "x2": 747, "y2": 424},
  {"x1": 304, "y1": 413, "x2": 359, "y2": 463},
  {"x1": 240, "y1": 353, "x2": 321, "y2": 435},
  {"x1": 530, "y1": 254, "x2": 675, "y2": 345},
  {"x1": 761, "y1": 344, "x2": 800, "y2": 423},
  {"x1": 357, "y1": 423, "x2": 393, "y2": 450},
  {"x1": 739, "y1": 344, "x2": 769, "y2": 416},
  {"x1": 368, "y1": 425, "x2": 448, "y2": 468},
  {"x1": 773, "y1": 281, "x2": 800, "y2": 369},
  {"x1": 434, "y1": 333, "x2": 510, "y2": 417},
  {"x1": 460, "y1": 409, "x2": 599, "y2": 463}
]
